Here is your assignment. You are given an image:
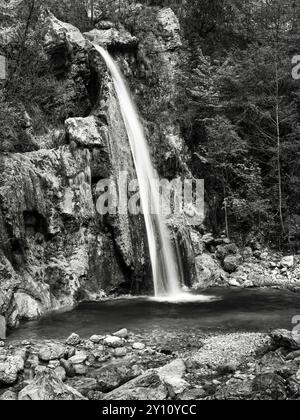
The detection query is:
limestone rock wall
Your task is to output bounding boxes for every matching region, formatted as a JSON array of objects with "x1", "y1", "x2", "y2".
[{"x1": 0, "y1": 3, "x2": 198, "y2": 330}]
